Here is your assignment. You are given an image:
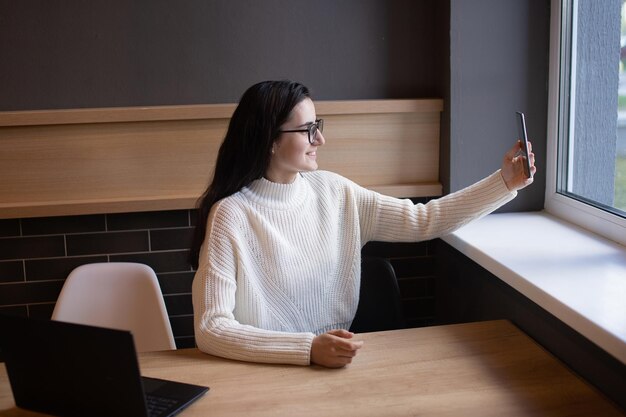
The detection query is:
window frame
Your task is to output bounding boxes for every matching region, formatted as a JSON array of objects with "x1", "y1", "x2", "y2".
[{"x1": 545, "y1": 0, "x2": 626, "y2": 246}]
